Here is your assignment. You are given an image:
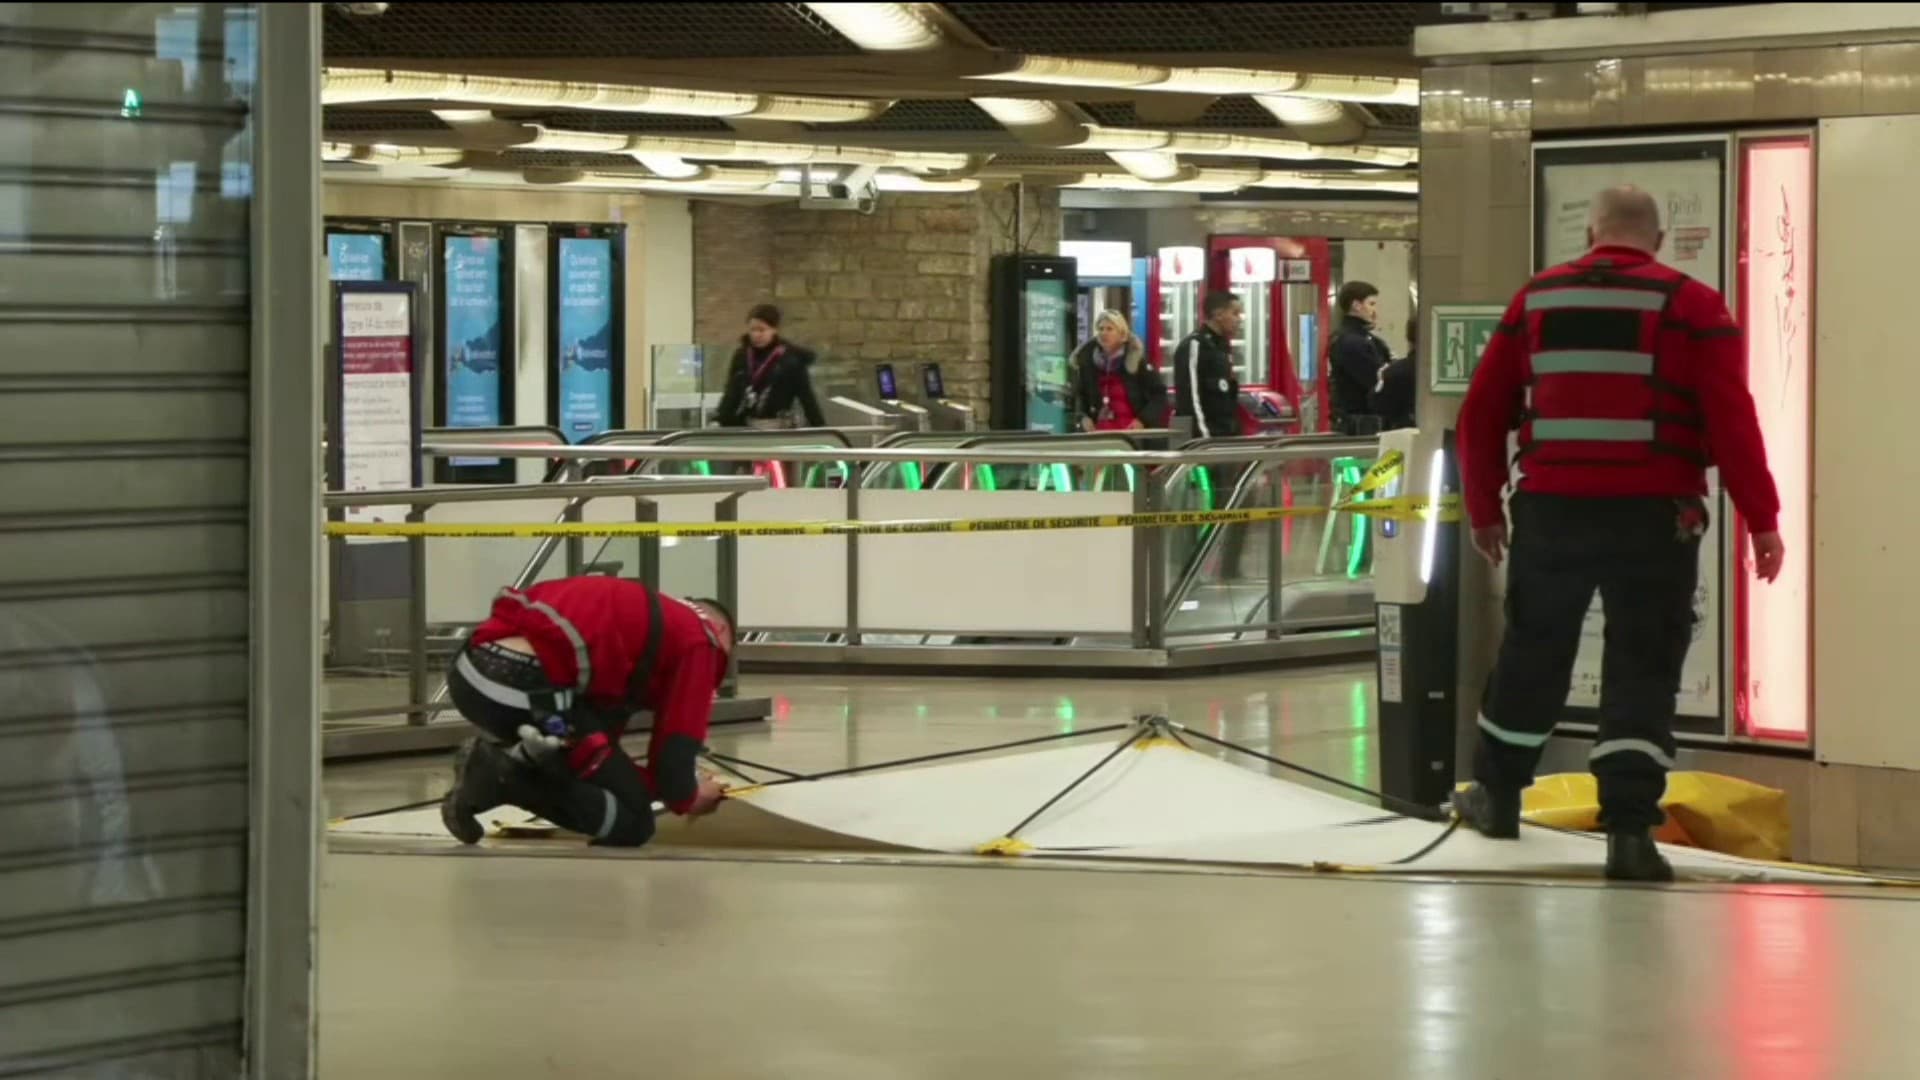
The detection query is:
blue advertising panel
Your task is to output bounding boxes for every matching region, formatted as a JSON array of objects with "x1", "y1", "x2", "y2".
[
  {"x1": 327, "y1": 231, "x2": 386, "y2": 281},
  {"x1": 555, "y1": 236, "x2": 616, "y2": 441},
  {"x1": 442, "y1": 234, "x2": 504, "y2": 453},
  {"x1": 1023, "y1": 276, "x2": 1072, "y2": 433}
]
